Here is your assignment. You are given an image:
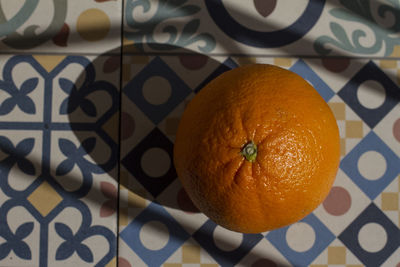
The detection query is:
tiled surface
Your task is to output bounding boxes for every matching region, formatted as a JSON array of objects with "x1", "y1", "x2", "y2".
[
  {"x1": 0, "y1": 0, "x2": 121, "y2": 53},
  {"x1": 0, "y1": 1, "x2": 400, "y2": 267}
]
